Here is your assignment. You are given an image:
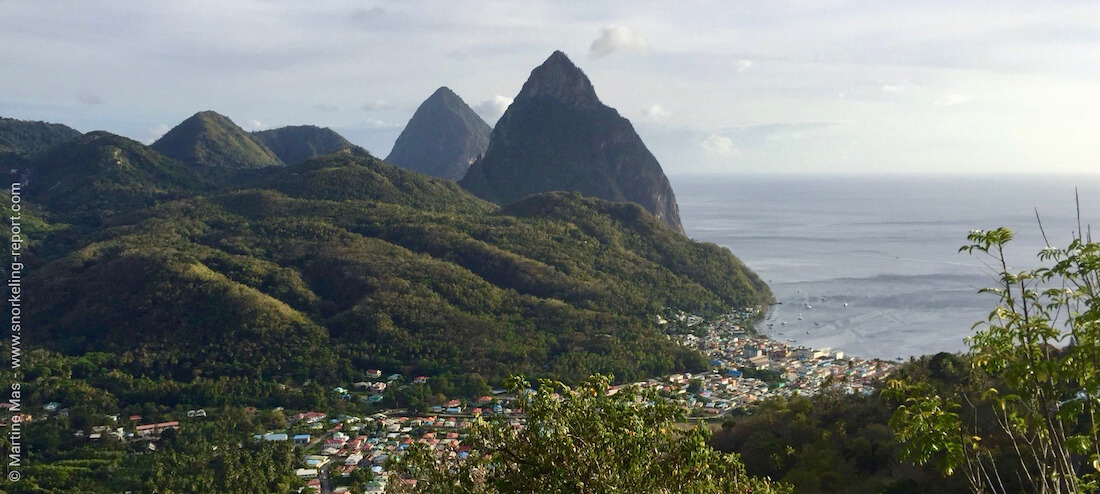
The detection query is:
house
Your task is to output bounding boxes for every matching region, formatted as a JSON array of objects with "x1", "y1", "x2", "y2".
[
  {"x1": 256, "y1": 433, "x2": 288, "y2": 441},
  {"x1": 294, "y1": 411, "x2": 327, "y2": 424},
  {"x1": 293, "y1": 434, "x2": 311, "y2": 445},
  {"x1": 749, "y1": 355, "x2": 770, "y2": 368},
  {"x1": 134, "y1": 421, "x2": 179, "y2": 437},
  {"x1": 366, "y1": 370, "x2": 382, "y2": 378},
  {"x1": 413, "y1": 376, "x2": 429, "y2": 384},
  {"x1": 305, "y1": 455, "x2": 330, "y2": 467},
  {"x1": 295, "y1": 468, "x2": 318, "y2": 479}
]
